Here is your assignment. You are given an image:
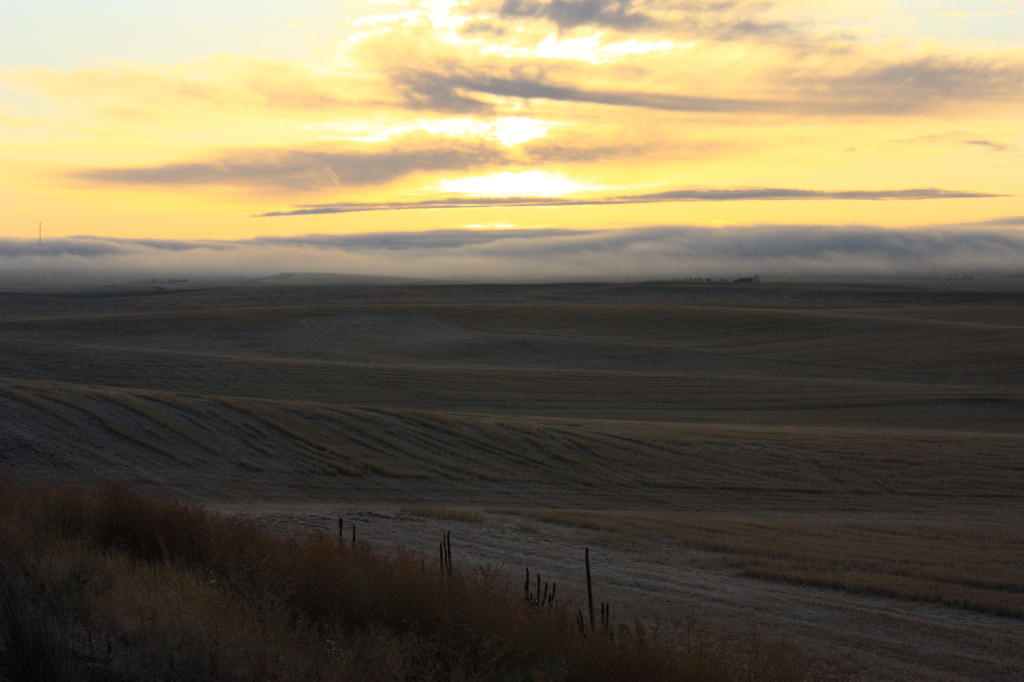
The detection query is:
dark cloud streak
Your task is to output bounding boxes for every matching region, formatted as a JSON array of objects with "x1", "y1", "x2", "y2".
[
  {"x1": 397, "y1": 71, "x2": 787, "y2": 114},
  {"x1": 493, "y1": 0, "x2": 795, "y2": 39},
  {"x1": 259, "y1": 187, "x2": 1005, "y2": 217},
  {"x1": 396, "y1": 53, "x2": 1024, "y2": 117},
  {"x1": 500, "y1": 0, "x2": 653, "y2": 30}
]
